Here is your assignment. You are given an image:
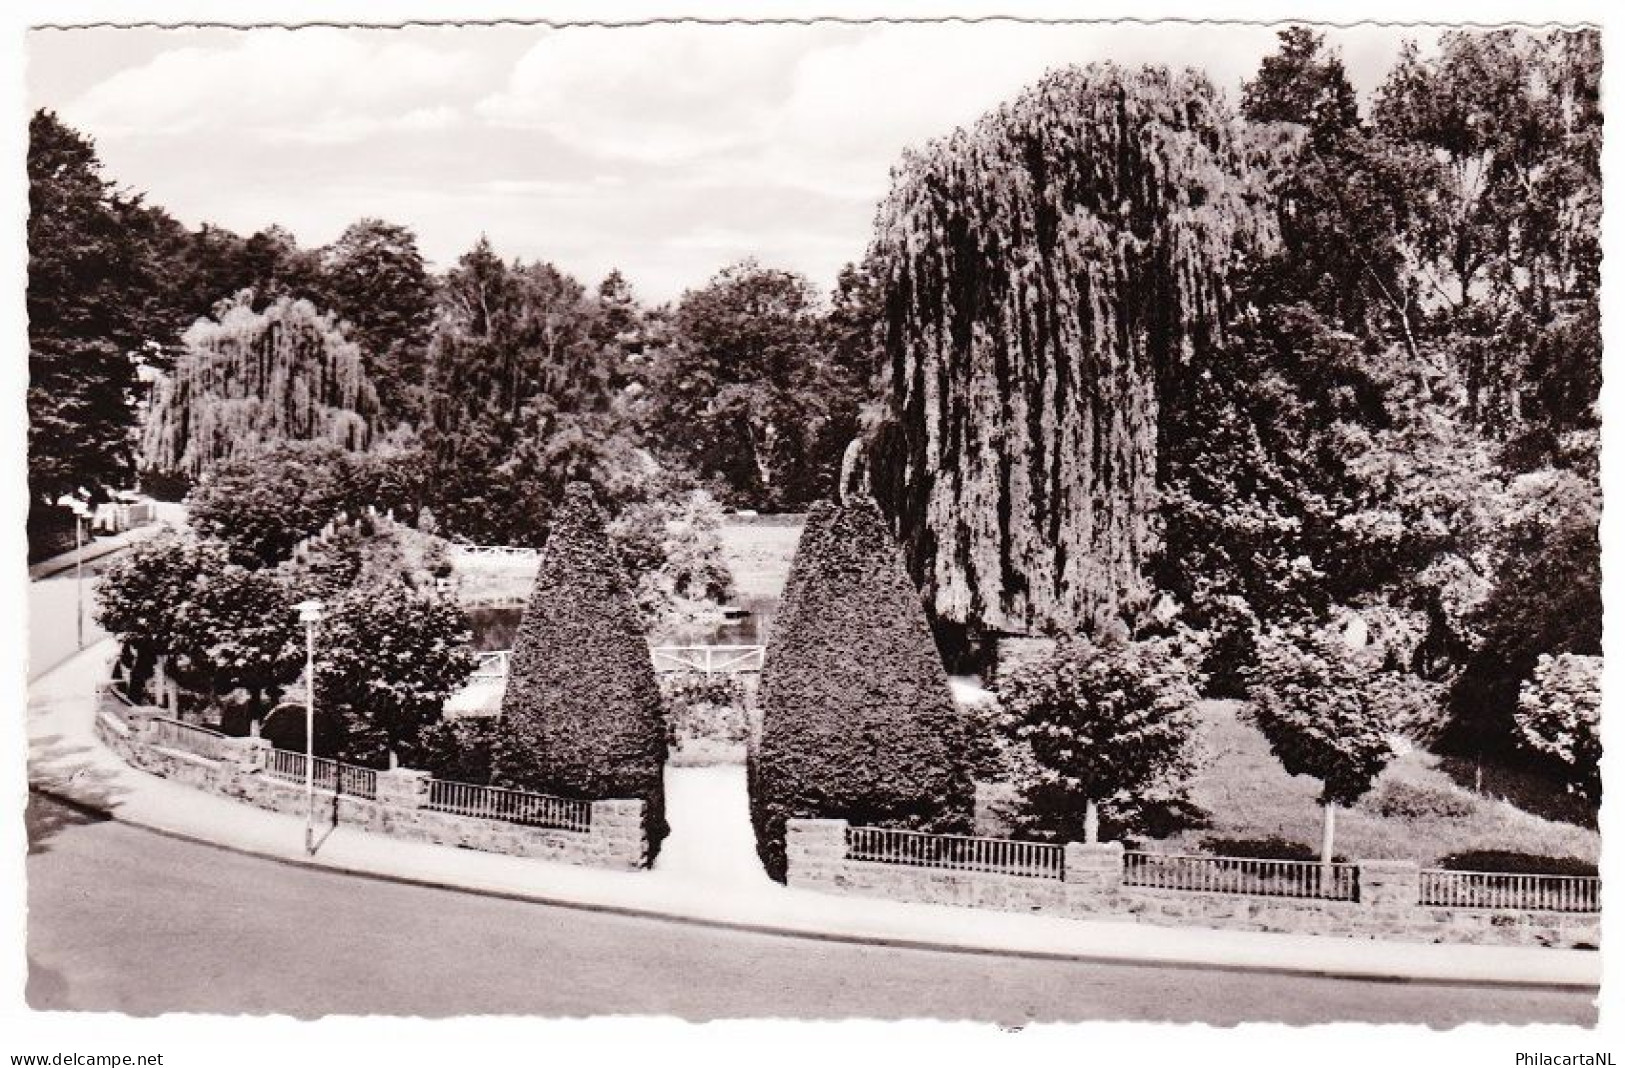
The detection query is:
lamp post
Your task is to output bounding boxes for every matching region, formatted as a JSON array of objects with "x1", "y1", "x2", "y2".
[
  {"x1": 294, "y1": 599, "x2": 326, "y2": 855},
  {"x1": 55, "y1": 493, "x2": 92, "y2": 649}
]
